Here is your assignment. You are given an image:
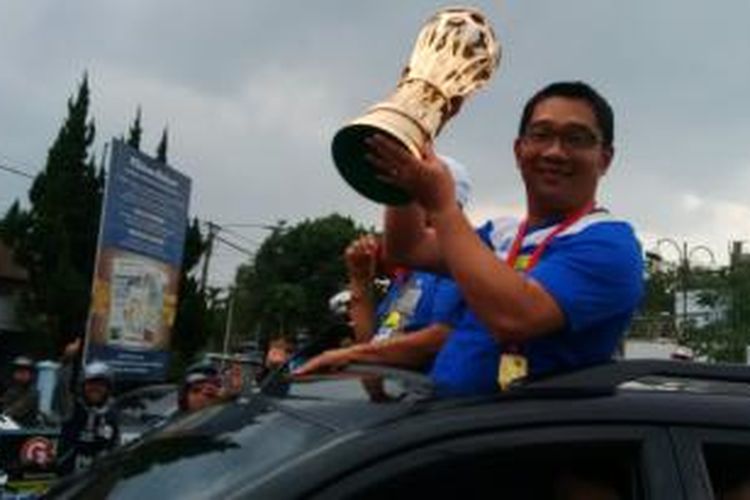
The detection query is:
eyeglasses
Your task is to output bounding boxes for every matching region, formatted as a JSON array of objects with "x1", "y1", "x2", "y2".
[{"x1": 522, "y1": 125, "x2": 602, "y2": 151}]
